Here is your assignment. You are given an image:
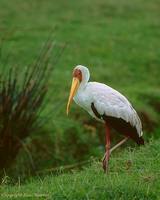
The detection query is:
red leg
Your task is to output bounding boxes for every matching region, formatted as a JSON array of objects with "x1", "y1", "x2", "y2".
[
  {"x1": 102, "y1": 123, "x2": 110, "y2": 173},
  {"x1": 102, "y1": 137, "x2": 128, "y2": 162},
  {"x1": 110, "y1": 137, "x2": 129, "y2": 153}
]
